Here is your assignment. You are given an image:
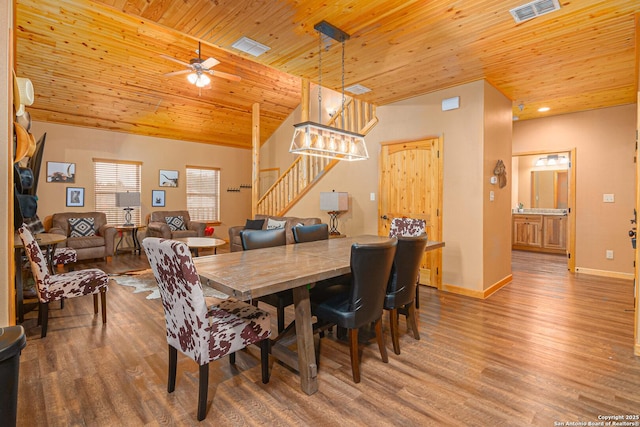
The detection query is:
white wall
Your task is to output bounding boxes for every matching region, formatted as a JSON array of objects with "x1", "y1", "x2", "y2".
[
  {"x1": 29, "y1": 121, "x2": 253, "y2": 240},
  {"x1": 263, "y1": 80, "x2": 513, "y2": 293}
]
